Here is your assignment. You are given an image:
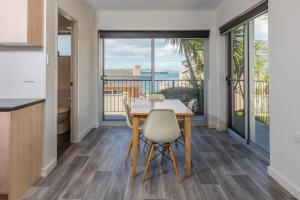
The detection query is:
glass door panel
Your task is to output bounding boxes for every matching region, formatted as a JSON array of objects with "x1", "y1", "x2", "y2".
[
  {"x1": 103, "y1": 39, "x2": 152, "y2": 121},
  {"x1": 249, "y1": 13, "x2": 270, "y2": 152},
  {"x1": 154, "y1": 38, "x2": 206, "y2": 121},
  {"x1": 229, "y1": 25, "x2": 246, "y2": 138}
]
